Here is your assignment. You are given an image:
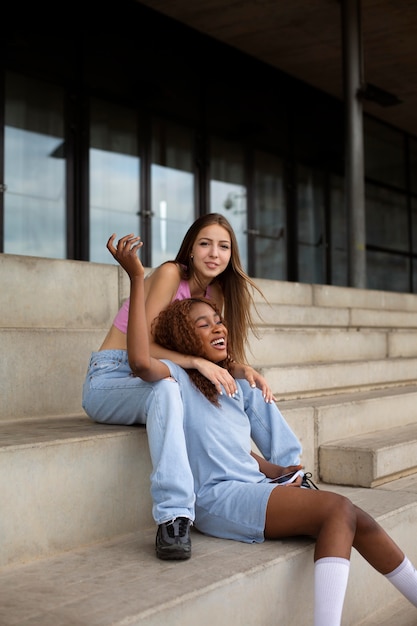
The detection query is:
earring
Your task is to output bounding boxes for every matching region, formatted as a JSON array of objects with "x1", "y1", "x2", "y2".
[{"x1": 190, "y1": 255, "x2": 194, "y2": 259}]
